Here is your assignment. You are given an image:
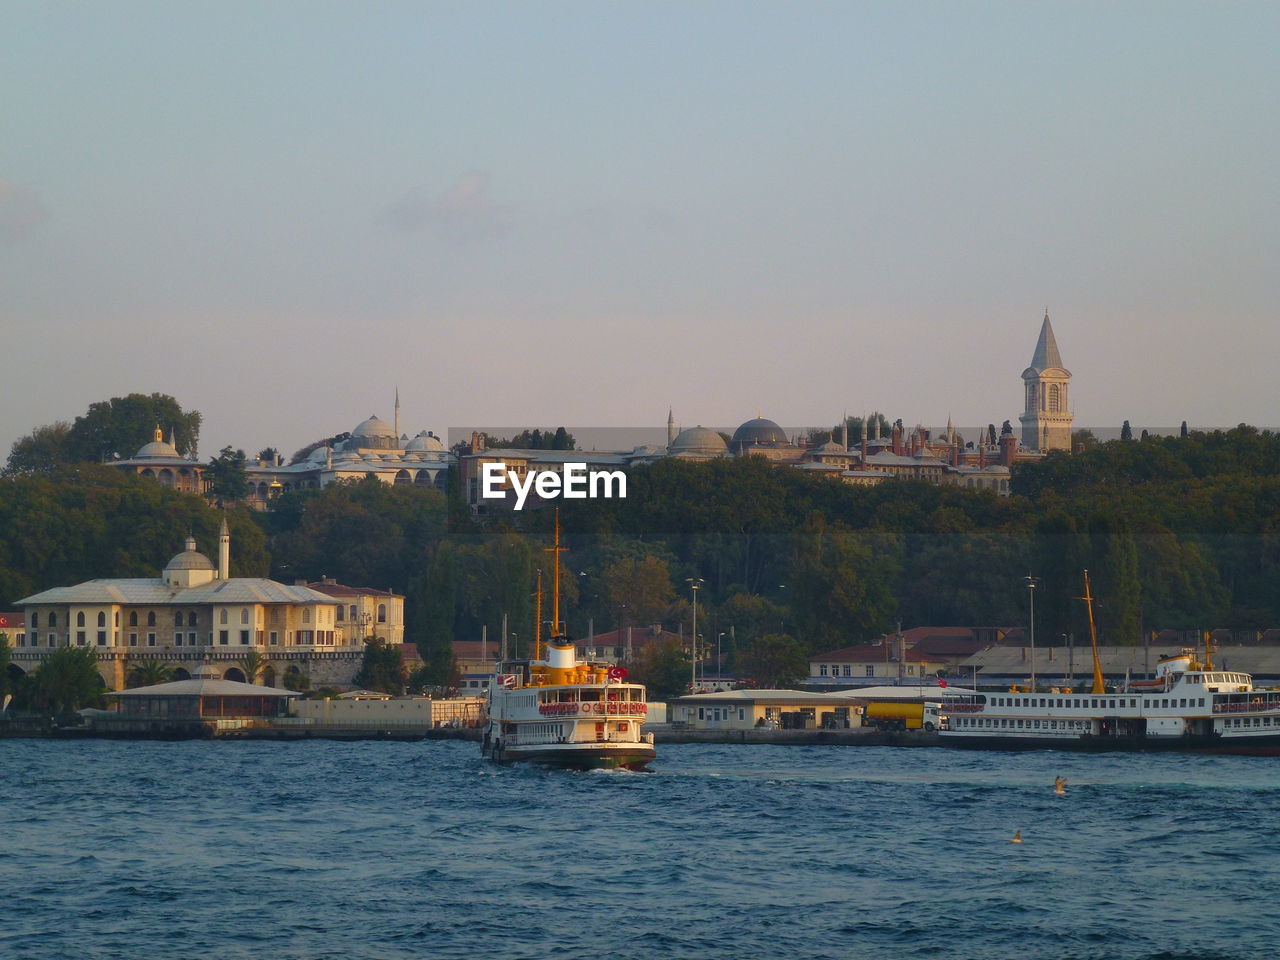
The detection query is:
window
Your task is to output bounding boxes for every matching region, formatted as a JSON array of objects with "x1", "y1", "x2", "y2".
[
  {"x1": 241, "y1": 608, "x2": 249, "y2": 624},
  {"x1": 377, "y1": 603, "x2": 387, "y2": 623},
  {"x1": 220, "y1": 609, "x2": 228, "y2": 625},
  {"x1": 175, "y1": 611, "x2": 183, "y2": 626},
  {"x1": 32, "y1": 612, "x2": 39, "y2": 628},
  {"x1": 76, "y1": 631, "x2": 86, "y2": 645},
  {"x1": 336, "y1": 605, "x2": 344, "y2": 622},
  {"x1": 348, "y1": 604, "x2": 356, "y2": 621},
  {"x1": 842, "y1": 665, "x2": 851, "y2": 676},
  {"x1": 269, "y1": 631, "x2": 278, "y2": 646},
  {"x1": 865, "y1": 666, "x2": 874, "y2": 677},
  {"x1": 303, "y1": 609, "x2": 311, "y2": 624},
  {"x1": 819, "y1": 665, "x2": 828, "y2": 677},
  {"x1": 188, "y1": 632, "x2": 196, "y2": 645},
  {"x1": 147, "y1": 612, "x2": 156, "y2": 627},
  {"x1": 77, "y1": 611, "x2": 85, "y2": 627},
  {"x1": 129, "y1": 633, "x2": 138, "y2": 647},
  {"x1": 50, "y1": 612, "x2": 57, "y2": 627},
  {"x1": 219, "y1": 630, "x2": 228, "y2": 645},
  {"x1": 97, "y1": 611, "x2": 106, "y2": 627},
  {"x1": 189, "y1": 610, "x2": 199, "y2": 625},
  {"x1": 147, "y1": 633, "x2": 156, "y2": 646},
  {"x1": 129, "y1": 611, "x2": 137, "y2": 626},
  {"x1": 174, "y1": 633, "x2": 183, "y2": 646},
  {"x1": 96, "y1": 631, "x2": 106, "y2": 646}
]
